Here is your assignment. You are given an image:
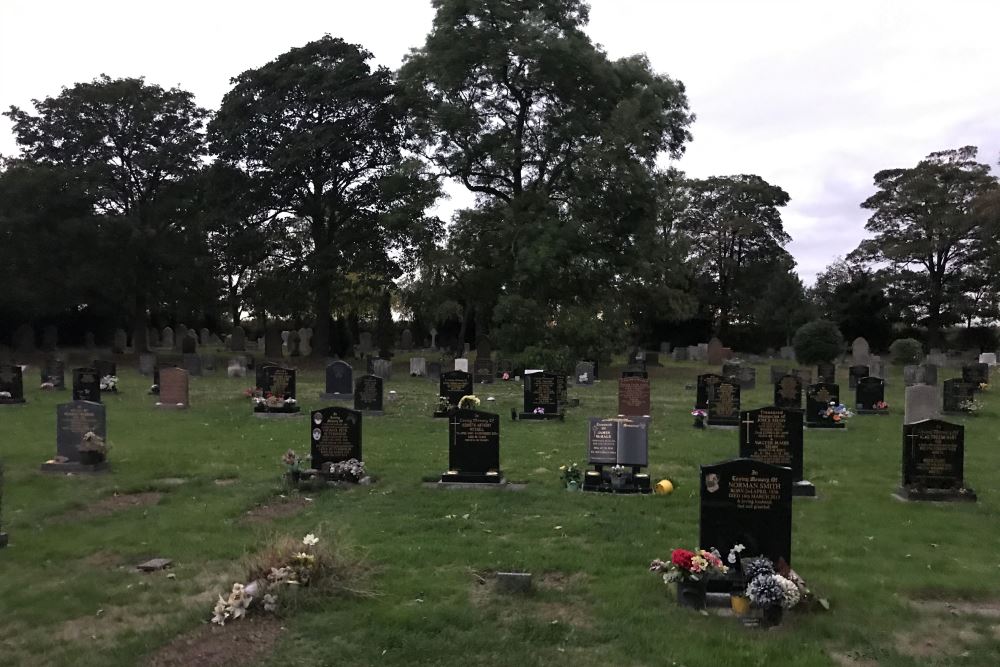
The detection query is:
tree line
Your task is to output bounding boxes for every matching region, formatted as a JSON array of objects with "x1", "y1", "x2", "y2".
[{"x1": 1, "y1": 0, "x2": 997, "y2": 363}]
